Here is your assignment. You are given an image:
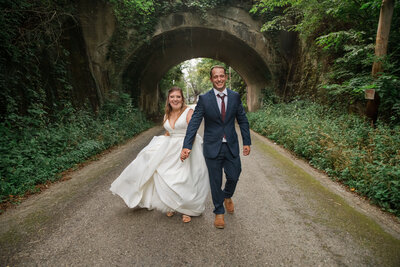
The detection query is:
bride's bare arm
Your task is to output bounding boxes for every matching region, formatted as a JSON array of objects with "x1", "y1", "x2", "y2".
[
  {"x1": 163, "y1": 114, "x2": 170, "y2": 136},
  {"x1": 186, "y1": 109, "x2": 194, "y2": 124}
]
